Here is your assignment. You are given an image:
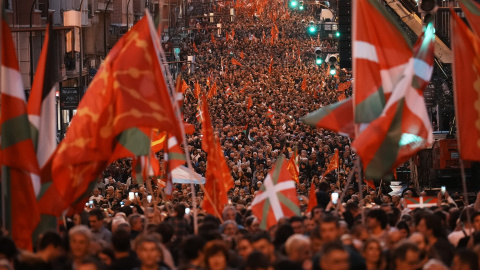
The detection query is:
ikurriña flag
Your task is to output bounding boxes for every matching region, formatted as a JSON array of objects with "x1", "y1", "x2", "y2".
[
  {"x1": 52, "y1": 14, "x2": 182, "y2": 211},
  {"x1": 451, "y1": 10, "x2": 480, "y2": 161},
  {"x1": 1, "y1": 19, "x2": 41, "y2": 250},
  {"x1": 251, "y1": 155, "x2": 300, "y2": 230},
  {"x1": 352, "y1": 23, "x2": 435, "y2": 179},
  {"x1": 458, "y1": 0, "x2": 480, "y2": 36}
]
